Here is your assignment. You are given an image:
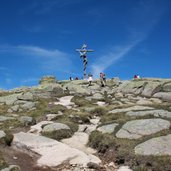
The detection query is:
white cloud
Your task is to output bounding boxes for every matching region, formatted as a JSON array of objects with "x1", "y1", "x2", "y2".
[
  {"x1": 91, "y1": 42, "x2": 139, "y2": 78},
  {"x1": 0, "y1": 44, "x2": 72, "y2": 73}
]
